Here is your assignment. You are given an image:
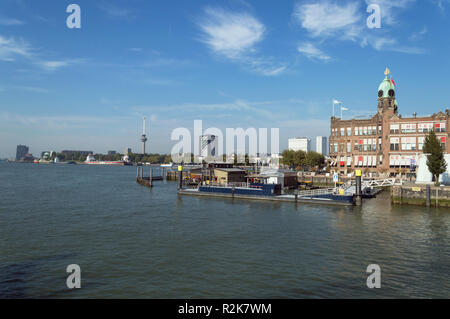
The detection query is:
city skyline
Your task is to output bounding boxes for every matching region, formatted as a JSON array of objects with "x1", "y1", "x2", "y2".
[{"x1": 2, "y1": 0, "x2": 450, "y2": 158}]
